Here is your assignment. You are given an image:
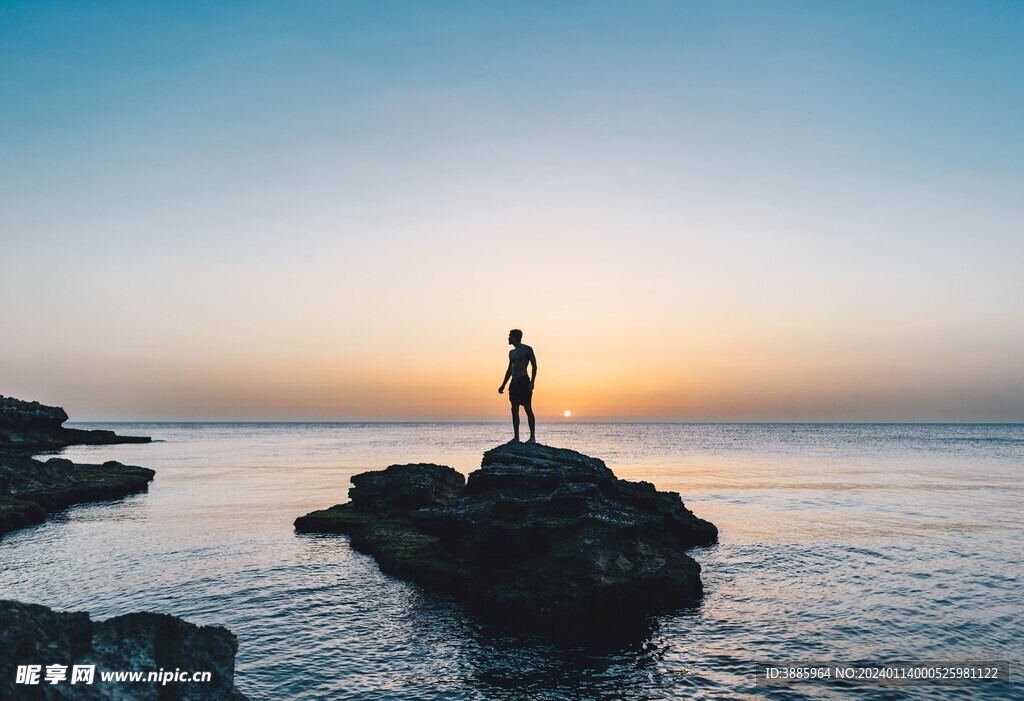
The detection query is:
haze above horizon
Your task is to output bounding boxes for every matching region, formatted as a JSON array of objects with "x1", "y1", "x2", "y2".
[{"x1": 2, "y1": 1, "x2": 1022, "y2": 422}]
